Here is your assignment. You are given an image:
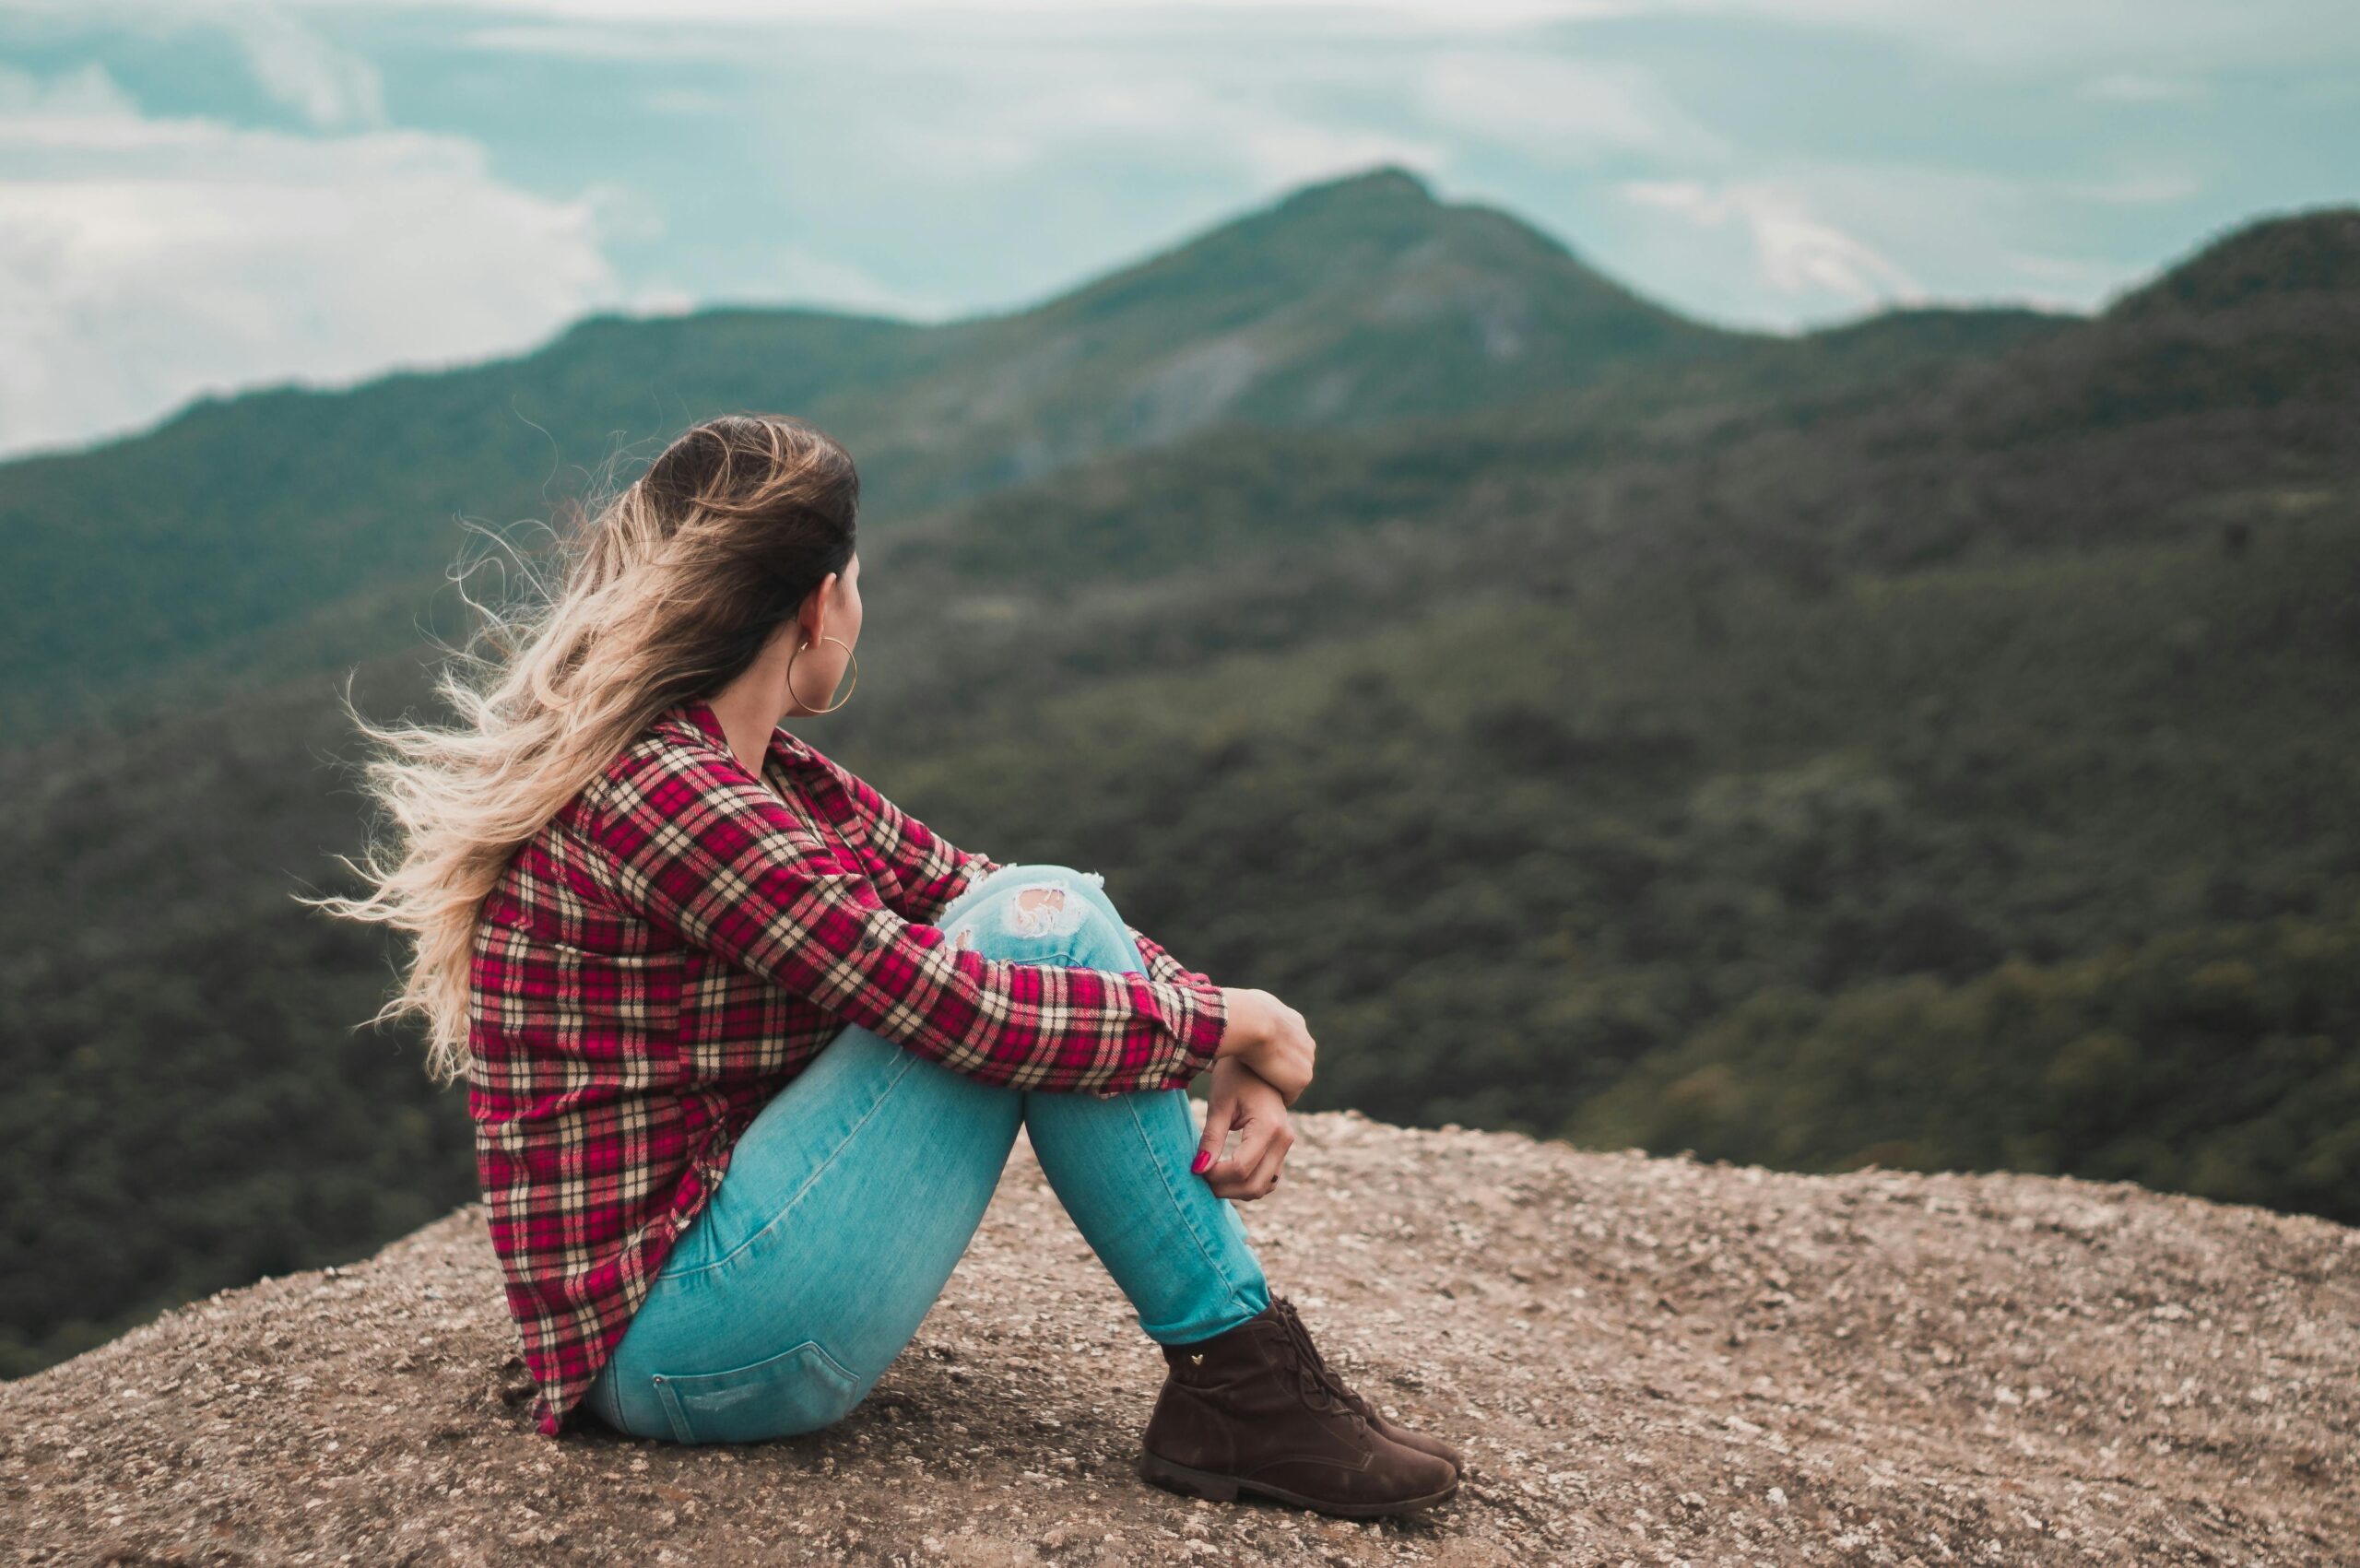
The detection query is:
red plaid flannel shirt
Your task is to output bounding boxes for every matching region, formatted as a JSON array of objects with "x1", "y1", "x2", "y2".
[{"x1": 466, "y1": 696, "x2": 1229, "y2": 1436}]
